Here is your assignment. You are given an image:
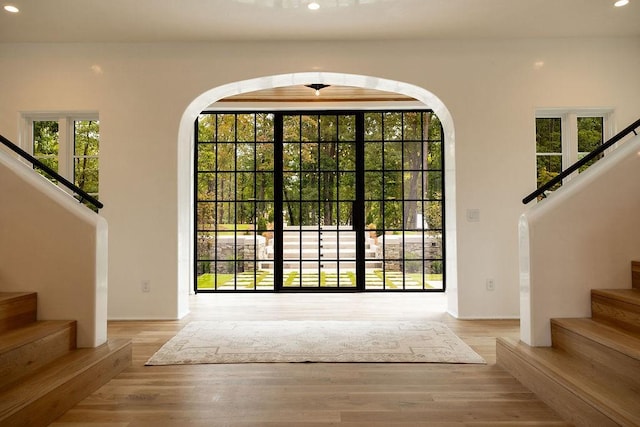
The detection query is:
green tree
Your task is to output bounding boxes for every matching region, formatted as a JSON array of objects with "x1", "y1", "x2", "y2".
[
  {"x1": 536, "y1": 118, "x2": 562, "y2": 191},
  {"x1": 197, "y1": 113, "x2": 276, "y2": 230},
  {"x1": 196, "y1": 111, "x2": 443, "y2": 232},
  {"x1": 74, "y1": 120, "x2": 99, "y2": 196},
  {"x1": 577, "y1": 117, "x2": 603, "y2": 172},
  {"x1": 33, "y1": 120, "x2": 59, "y2": 179}
]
